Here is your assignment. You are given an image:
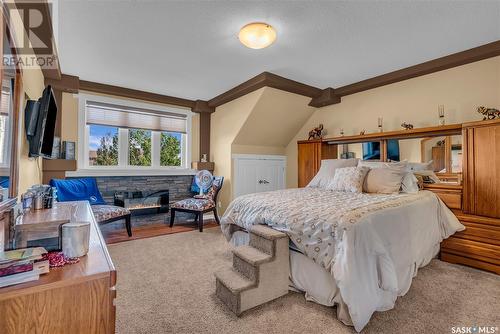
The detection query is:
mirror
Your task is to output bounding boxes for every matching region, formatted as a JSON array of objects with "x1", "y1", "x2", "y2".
[{"x1": 336, "y1": 134, "x2": 463, "y2": 184}]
